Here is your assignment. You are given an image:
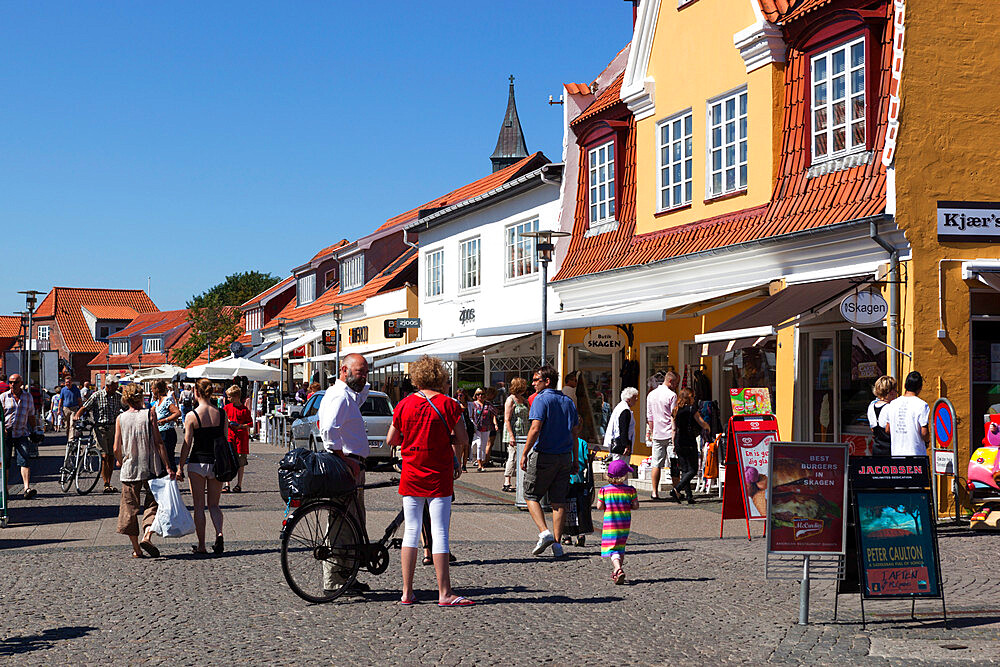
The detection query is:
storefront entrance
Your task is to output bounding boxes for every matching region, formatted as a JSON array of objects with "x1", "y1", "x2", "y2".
[{"x1": 572, "y1": 346, "x2": 618, "y2": 442}]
